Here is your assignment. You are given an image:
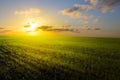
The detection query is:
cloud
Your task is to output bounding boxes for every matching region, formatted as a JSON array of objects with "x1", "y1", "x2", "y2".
[
  {"x1": 82, "y1": 25, "x2": 91, "y2": 30},
  {"x1": 100, "y1": 0, "x2": 120, "y2": 13},
  {"x1": 74, "y1": 4, "x2": 93, "y2": 11},
  {"x1": 81, "y1": 25, "x2": 101, "y2": 30},
  {"x1": 85, "y1": 0, "x2": 98, "y2": 6},
  {"x1": 0, "y1": 30, "x2": 11, "y2": 33},
  {"x1": 93, "y1": 27, "x2": 101, "y2": 30},
  {"x1": 85, "y1": 0, "x2": 120, "y2": 13},
  {"x1": 60, "y1": 4, "x2": 92, "y2": 19},
  {"x1": 90, "y1": 0, "x2": 99, "y2": 6},
  {"x1": 0, "y1": 27, "x2": 4, "y2": 29},
  {"x1": 93, "y1": 19, "x2": 99, "y2": 23},
  {"x1": 0, "y1": 25, "x2": 12, "y2": 33},
  {"x1": 90, "y1": 0, "x2": 98, "y2": 6},
  {"x1": 0, "y1": 25, "x2": 4, "y2": 29},
  {"x1": 37, "y1": 26, "x2": 80, "y2": 33},
  {"x1": 24, "y1": 24, "x2": 81, "y2": 33},
  {"x1": 100, "y1": 6, "x2": 112, "y2": 13},
  {"x1": 0, "y1": 25, "x2": 5, "y2": 33},
  {"x1": 14, "y1": 8, "x2": 41, "y2": 15},
  {"x1": 101, "y1": 0, "x2": 120, "y2": 7},
  {"x1": 60, "y1": 0, "x2": 120, "y2": 18},
  {"x1": 61, "y1": 9, "x2": 89, "y2": 19},
  {"x1": 24, "y1": 24, "x2": 31, "y2": 28},
  {"x1": 86, "y1": 0, "x2": 120, "y2": 7},
  {"x1": 24, "y1": 23, "x2": 100, "y2": 34}
]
